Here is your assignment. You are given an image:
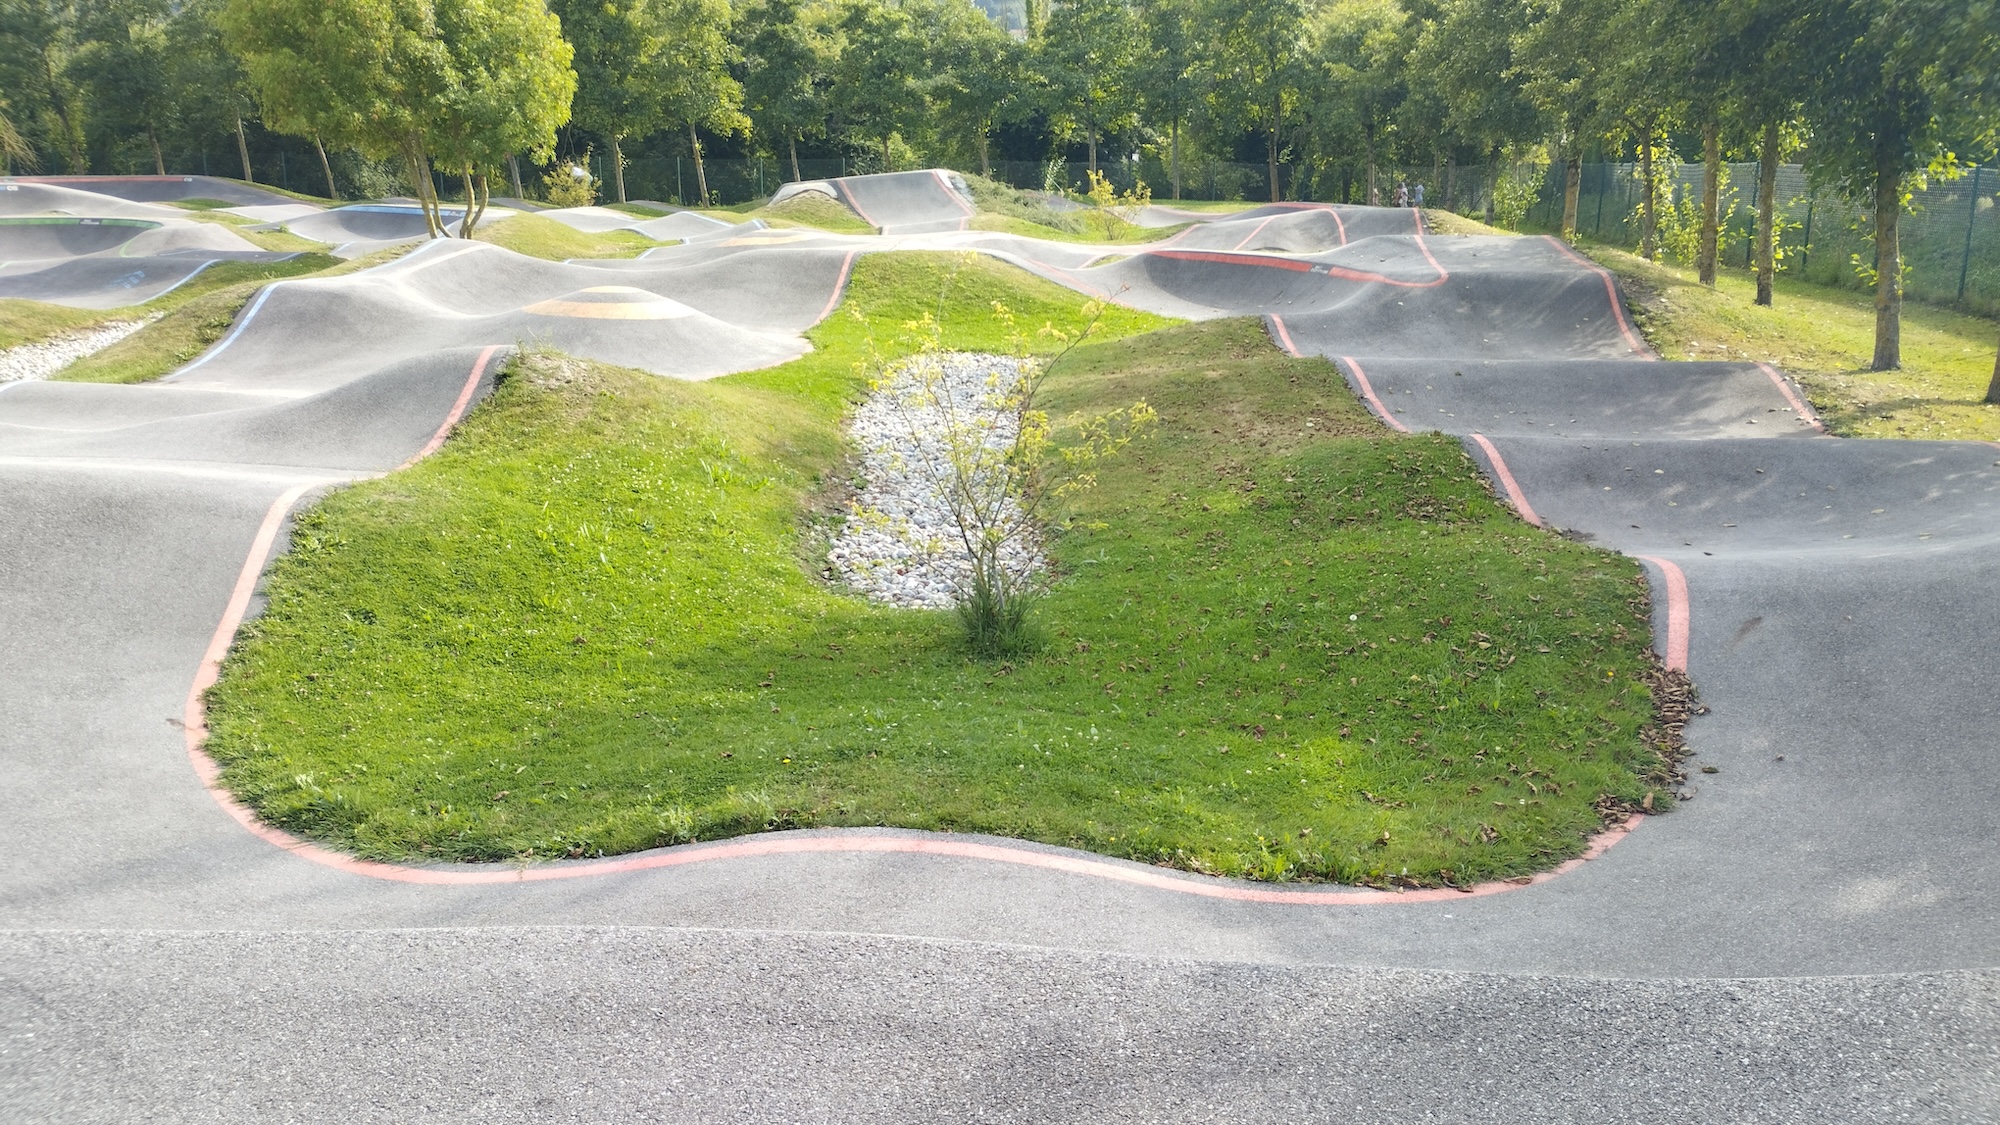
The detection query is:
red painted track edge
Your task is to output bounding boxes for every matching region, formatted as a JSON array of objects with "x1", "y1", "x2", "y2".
[{"x1": 1541, "y1": 236, "x2": 1655, "y2": 359}]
